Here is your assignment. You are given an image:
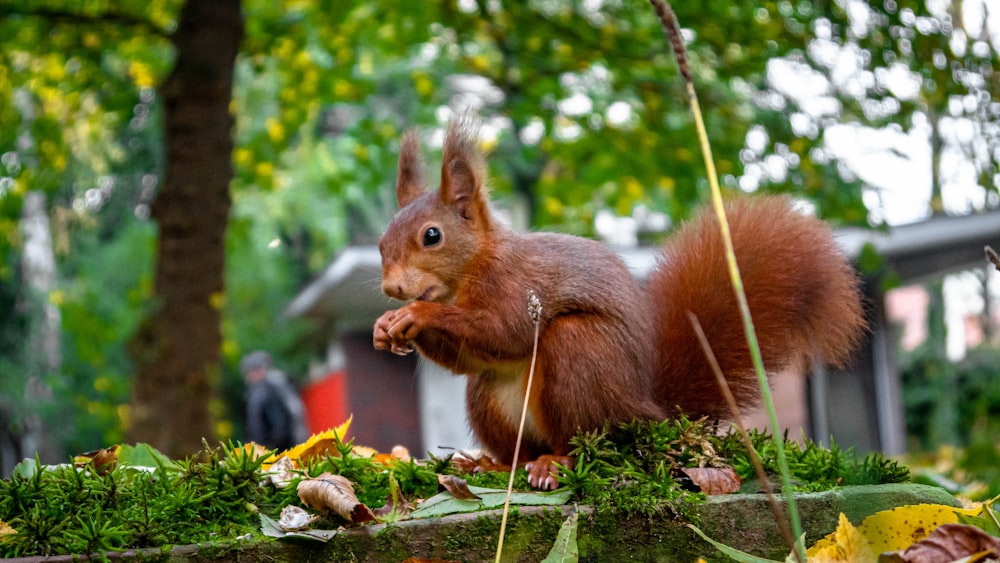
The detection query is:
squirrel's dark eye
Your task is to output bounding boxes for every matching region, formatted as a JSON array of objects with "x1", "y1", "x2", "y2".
[{"x1": 423, "y1": 226, "x2": 442, "y2": 247}]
